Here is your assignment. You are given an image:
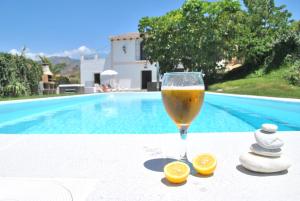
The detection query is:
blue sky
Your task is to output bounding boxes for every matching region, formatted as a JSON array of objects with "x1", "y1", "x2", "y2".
[{"x1": 1, "y1": 0, "x2": 299, "y2": 59}]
